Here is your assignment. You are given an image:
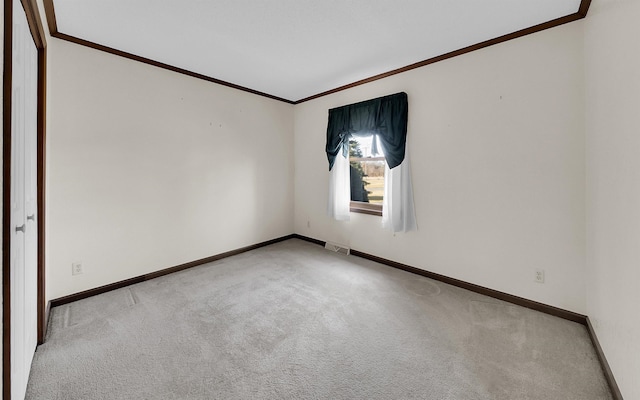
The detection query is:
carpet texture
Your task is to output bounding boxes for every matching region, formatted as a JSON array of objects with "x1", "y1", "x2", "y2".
[{"x1": 26, "y1": 239, "x2": 612, "y2": 399}]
